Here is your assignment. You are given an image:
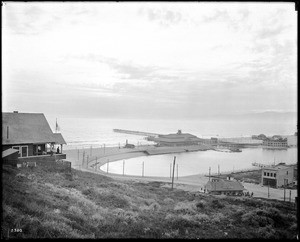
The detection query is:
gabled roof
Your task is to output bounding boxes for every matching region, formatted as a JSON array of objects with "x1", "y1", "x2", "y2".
[
  {"x1": 206, "y1": 179, "x2": 245, "y2": 192},
  {"x1": 53, "y1": 133, "x2": 67, "y2": 145},
  {"x1": 2, "y1": 112, "x2": 62, "y2": 145}
]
